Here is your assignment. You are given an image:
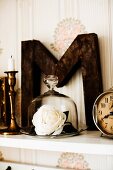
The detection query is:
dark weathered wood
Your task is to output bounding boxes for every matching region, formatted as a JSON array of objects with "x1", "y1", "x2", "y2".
[
  {"x1": 21, "y1": 41, "x2": 41, "y2": 126},
  {"x1": 33, "y1": 40, "x2": 58, "y2": 75},
  {"x1": 21, "y1": 33, "x2": 103, "y2": 129},
  {"x1": 21, "y1": 40, "x2": 57, "y2": 127},
  {"x1": 55, "y1": 33, "x2": 103, "y2": 129},
  {"x1": 81, "y1": 34, "x2": 103, "y2": 129}
]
